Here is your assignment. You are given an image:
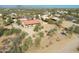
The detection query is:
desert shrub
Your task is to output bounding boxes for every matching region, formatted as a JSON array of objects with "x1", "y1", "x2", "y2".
[
  {"x1": 67, "y1": 25, "x2": 79, "y2": 34},
  {"x1": 1, "y1": 39, "x2": 11, "y2": 45},
  {"x1": 47, "y1": 19, "x2": 54, "y2": 24},
  {"x1": 21, "y1": 43, "x2": 29, "y2": 52},
  {"x1": 25, "y1": 36, "x2": 33, "y2": 47},
  {"x1": 67, "y1": 26, "x2": 74, "y2": 34},
  {"x1": 0, "y1": 27, "x2": 21, "y2": 36},
  {"x1": 16, "y1": 20, "x2": 21, "y2": 25},
  {"x1": 7, "y1": 44, "x2": 23, "y2": 53},
  {"x1": 4, "y1": 29, "x2": 13, "y2": 36},
  {"x1": 47, "y1": 28, "x2": 57, "y2": 36},
  {"x1": 38, "y1": 32, "x2": 44, "y2": 37},
  {"x1": 56, "y1": 20, "x2": 63, "y2": 24},
  {"x1": 34, "y1": 24, "x2": 43, "y2": 32},
  {"x1": 20, "y1": 32, "x2": 28, "y2": 39},
  {"x1": 3, "y1": 17, "x2": 14, "y2": 26},
  {"x1": 7, "y1": 36, "x2": 23, "y2": 53},
  {"x1": 5, "y1": 32, "x2": 28, "y2": 53},
  {"x1": 34, "y1": 37, "x2": 41, "y2": 47},
  {"x1": 54, "y1": 20, "x2": 63, "y2": 27},
  {"x1": 0, "y1": 27, "x2": 5, "y2": 36},
  {"x1": 73, "y1": 26, "x2": 79, "y2": 34},
  {"x1": 16, "y1": 36, "x2": 33, "y2": 52},
  {"x1": 13, "y1": 36, "x2": 21, "y2": 45},
  {"x1": 4, "y1": 28, "x2": 21, "y2": 36},
  {"x1": 11, "y1": 28, "x2": 21, "y2": 34},
  {"x1": 34, "y1": 24, "x2": 39, "y2": 32}
]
